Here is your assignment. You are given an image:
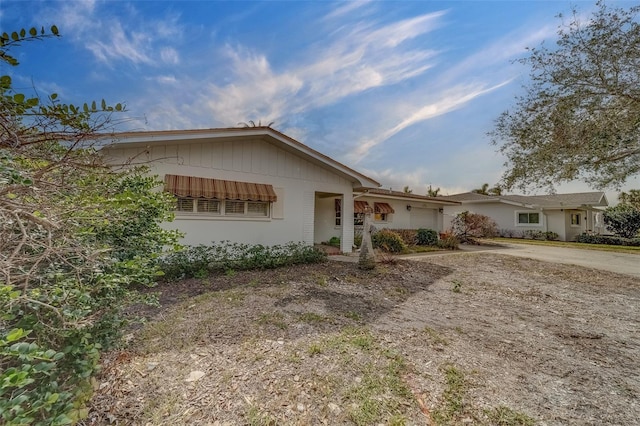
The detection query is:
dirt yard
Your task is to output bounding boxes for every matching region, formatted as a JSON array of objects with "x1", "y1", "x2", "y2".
[{"x1": 84, "y1": 252, "x2": 639, "y2": 425}]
